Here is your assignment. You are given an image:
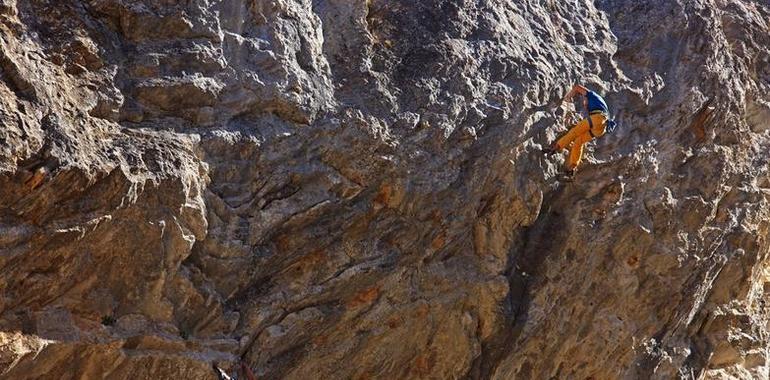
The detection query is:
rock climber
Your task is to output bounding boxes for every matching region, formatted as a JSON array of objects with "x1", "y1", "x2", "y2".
[{"x1": 542, "y1": 84, "x2": 614, "y2": 177}]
